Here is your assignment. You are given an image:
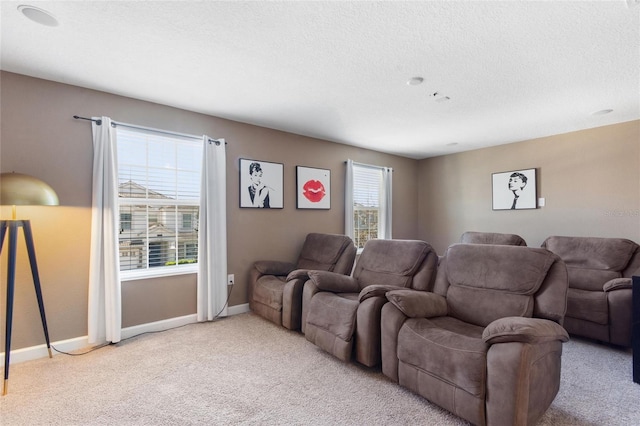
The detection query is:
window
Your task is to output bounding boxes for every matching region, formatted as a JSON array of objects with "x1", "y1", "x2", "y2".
[
  {"x1": 347, "y1": 161, "x2": 393, "y2": 251},
  {"x1": 182, "y1": 213, "x2": 193, "y2": 231},
  {"x1": 120, "y1": 213, "x2": 132, "y2": 231},
  {"x1": 116, "y1": 126, "x2": 202, "y2": 277}
]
